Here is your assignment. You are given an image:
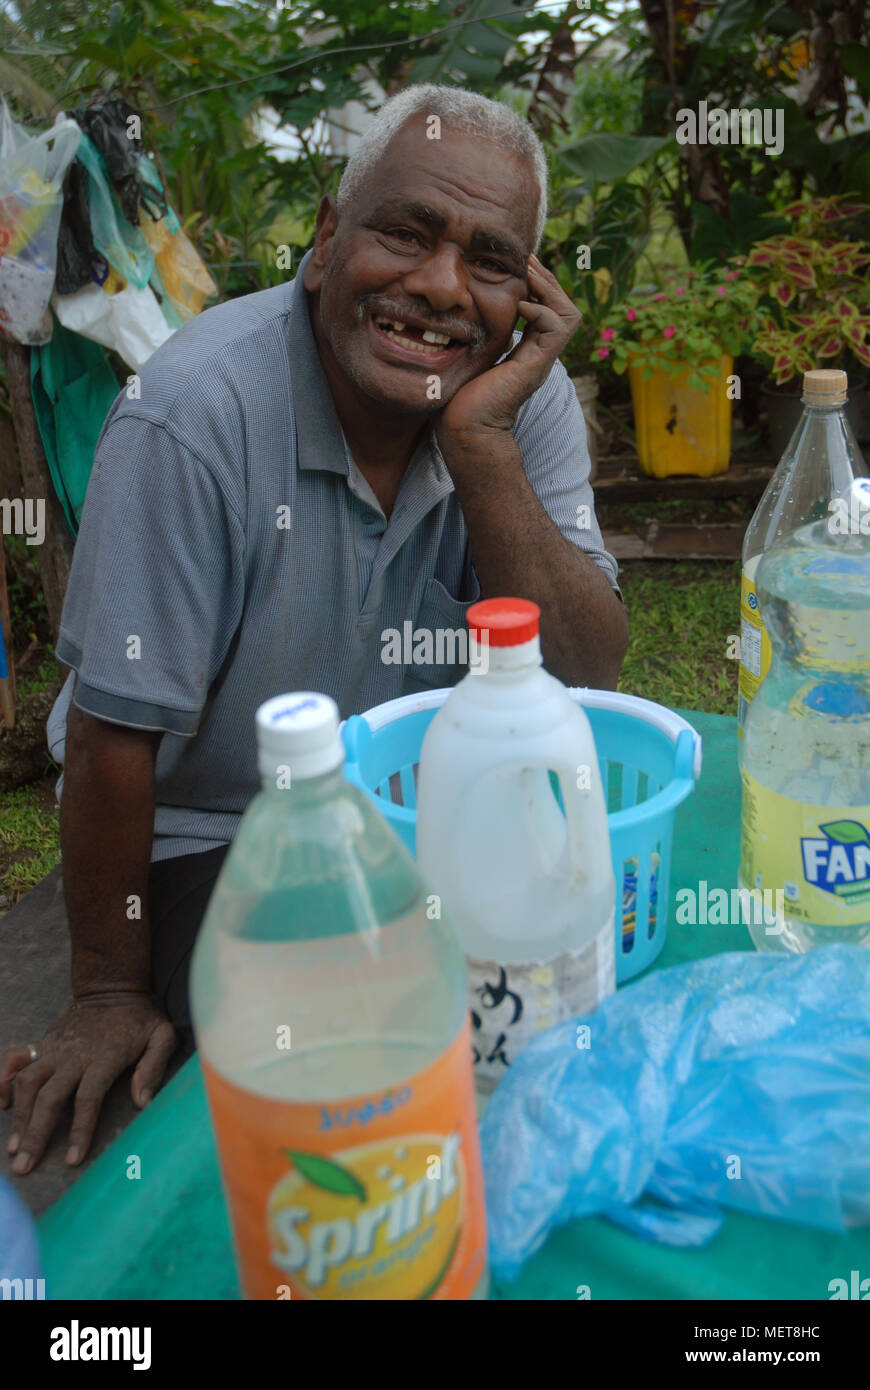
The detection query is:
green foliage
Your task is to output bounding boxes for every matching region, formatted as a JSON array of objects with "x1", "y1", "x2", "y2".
[
  {"x1": 598, "y1": 263, "x2": 761, "y2": 390},
  {"x1": 689, "y1": 191, "x2": 790, "y2": 263},
  {"x1": 550, "y1": 179, "x2": 660, "y2": 374},
  {"x1": 629, "y1": 0, "x2": 870, "y2": 252},
  {"x1": 0, "y1": 785, "x2": 61, "y2": 903},
  {"x1": 738, "y1": 196, "x2": 870, "y2": 384},
  {"x1": 0, "y1": 0, "x2": 561, "y2": 299},
  {"x1": 3, "y1": 535, "x2": 50, "y2": 651}
]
